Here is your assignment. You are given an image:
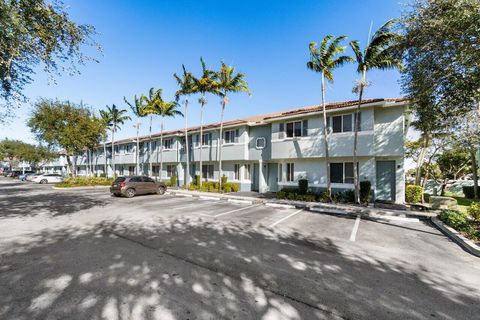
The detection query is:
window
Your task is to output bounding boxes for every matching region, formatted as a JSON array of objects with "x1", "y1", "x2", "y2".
[
  {"x1": 278, "y1": 163, "x2": 282, "y2": 182},
  {"x1": 142, "y1": 176, "x2": 155, "y2": 183},
  {"x1": 128, "y1": 165, "x2": 135, "y2": 175},
  {"x1": 244, "y1": 164, "x2": 251, "y2": 180},
  {"x1": 114, "y1": 145, "x2": 120, "y2": 154},
  {"x1": 151, "y1": 141, "x2": 157, "y2": 152},
  {"x1": 202, "y1": 164, "x2": 214, "y2": 179},
  {"x1": 152, "y1": 165, "x2": 160, "y2": 177},
  {"x1": 201, "y1": 133, "x2": 212, "y2": 146},
  {"x1": 234, "y1": 164, "x2": 240, "y2": 180},
  {"x1": 285, "y1": 120, "x2": 307, "y2": 138},
  {"x1": 256, "y1": 137, "x2": 266, "y2": 149},
  {"x1": 342, "y1": 114, "x2": 352, "y2": 132},
  {"x1": 125, "y1": 144, "x2": 133, "y2": 153},
  {"x1": 163, "y1": 139, "x2": 173, "y2": 150},
  {"x1": 330, "y1": 162, "x2": 356, "y2": 184},
  {"x1": 332, "y1": 116, "x2": 342, "y2": 133},
  {"x1": 166, "y1": 165, "x2": 176, "y2": 177},
  {"x1": 224, "y1": 130, "x2": 238, "y2": 144},
  {"x1": 329, "y1": 113, "x2": 359, "y2": 133},
  {"x1": 286, "y1": 163, "x2": 294, "y2": 182},
  {"x1": 130, "y1": 176, "x2": 142, "y2": 182}
]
